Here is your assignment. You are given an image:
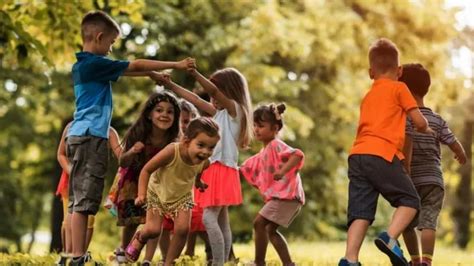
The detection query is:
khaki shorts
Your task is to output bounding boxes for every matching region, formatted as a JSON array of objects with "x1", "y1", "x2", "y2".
[
  {"x1": 67, "y1": 136, "x2": 108, "y2": 215},
  {"x1": 259, "y1": 199, "x2": 302, "y2": 228},
  {"x1": 416, "y1": 185, "x2": 444, "y2": 230}
]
